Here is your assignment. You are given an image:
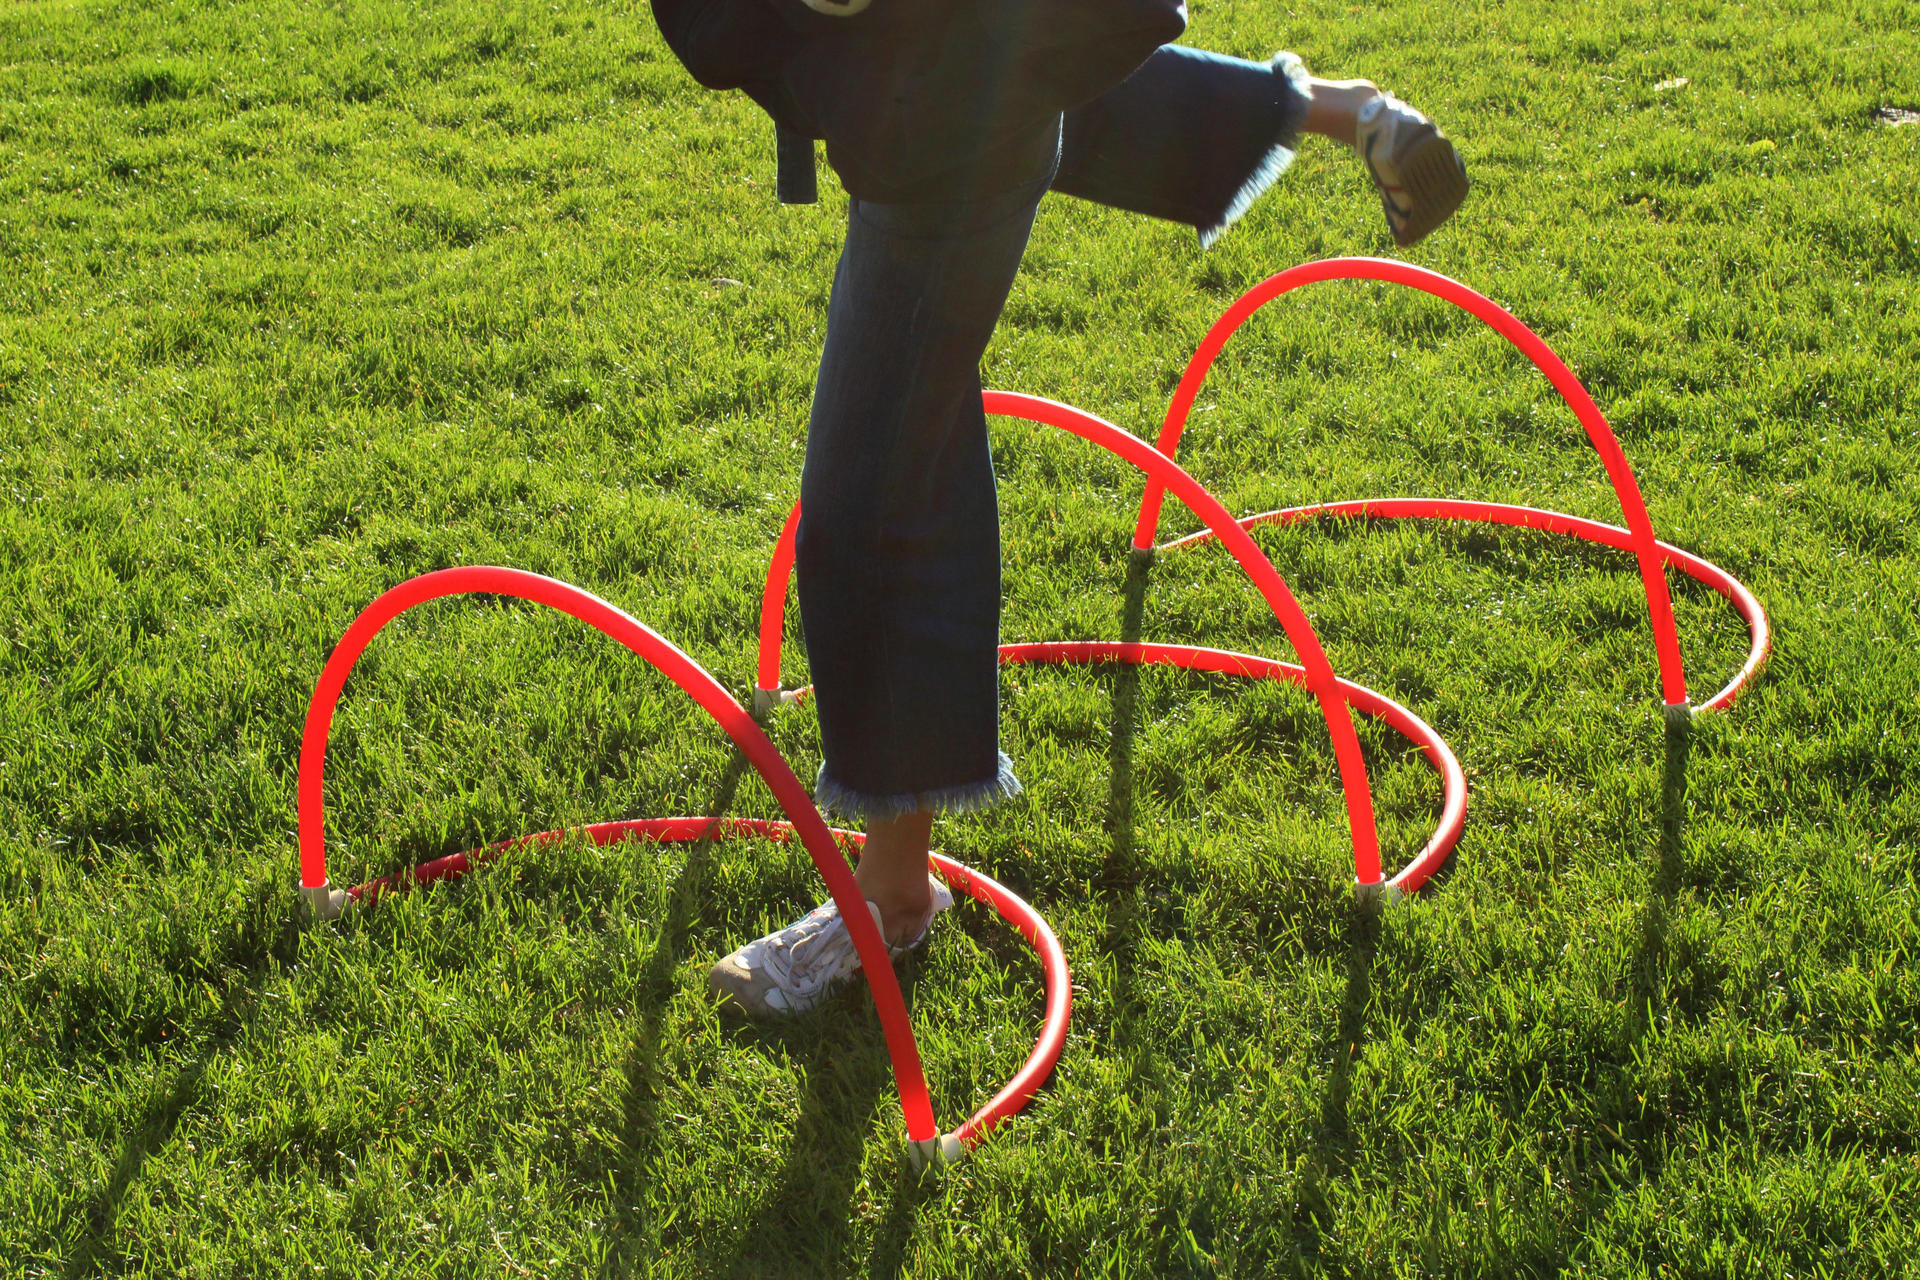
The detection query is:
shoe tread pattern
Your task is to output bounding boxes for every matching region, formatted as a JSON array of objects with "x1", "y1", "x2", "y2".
[{"x1": 1390, "y1": 130, "x2": 1468, "y2": 247}]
